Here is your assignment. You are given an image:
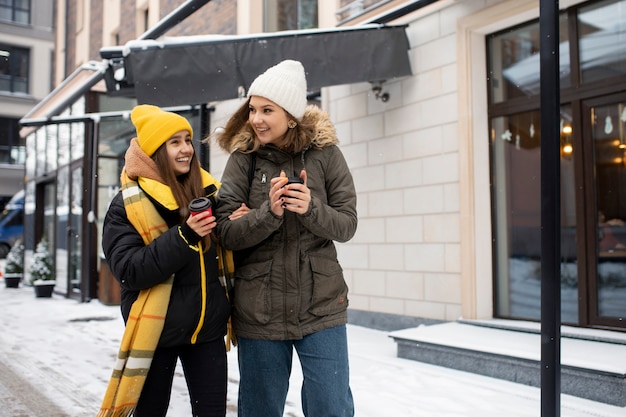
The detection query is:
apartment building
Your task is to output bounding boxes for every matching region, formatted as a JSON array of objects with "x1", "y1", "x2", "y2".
[{"x1": 0, "y1": 0, "x2": 54, "y2": 226}]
